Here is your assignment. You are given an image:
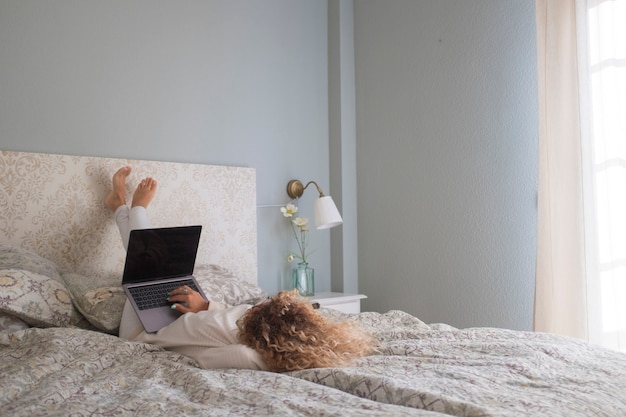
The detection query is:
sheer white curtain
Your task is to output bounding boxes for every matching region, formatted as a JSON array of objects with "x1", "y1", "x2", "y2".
[{"x1": 535, "y1": 0, "x2": 626, "y2": 352}]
